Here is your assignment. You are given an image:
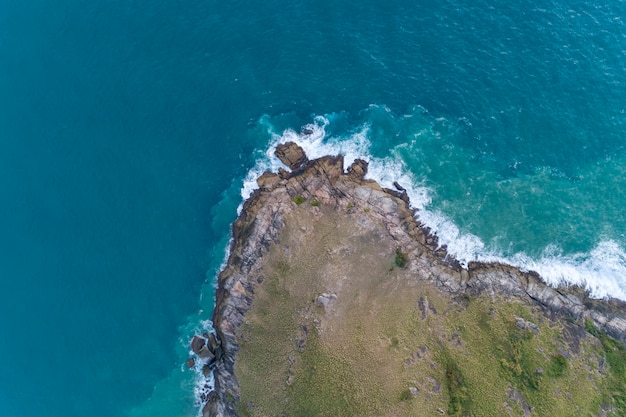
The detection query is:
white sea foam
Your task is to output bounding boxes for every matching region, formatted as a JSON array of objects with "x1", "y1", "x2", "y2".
[
  {"x1": 188, "y1": 323, "x2": 217, "y2": 416},
  {"x1": 512, "y1": 241, "x2": 626, "y2": 300},
  {"x1": 242, "y1": 114, "x2": 626, "y2": 301}
]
